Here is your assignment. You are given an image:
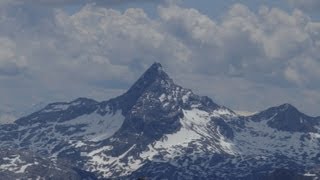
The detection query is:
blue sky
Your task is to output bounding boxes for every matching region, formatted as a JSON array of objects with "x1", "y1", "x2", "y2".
[{"x1": 0, "y1": 0, "x2": 320, "y2": 120}]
